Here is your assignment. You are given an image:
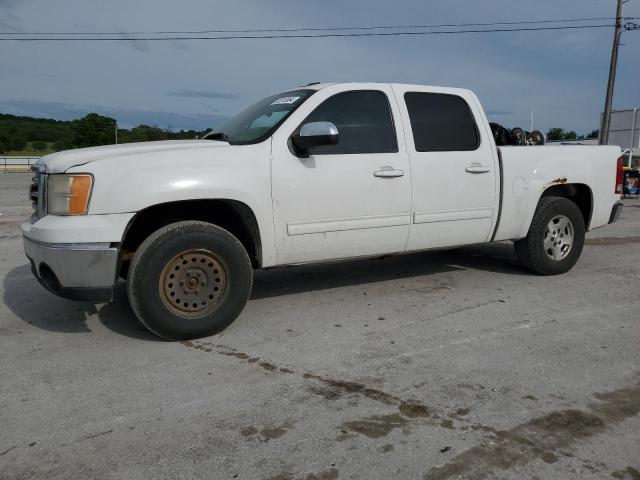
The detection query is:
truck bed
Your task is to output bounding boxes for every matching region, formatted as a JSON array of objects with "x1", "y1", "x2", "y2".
[{"x1": 494, "y1": 145, "x2": 621, "y2": 241}]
